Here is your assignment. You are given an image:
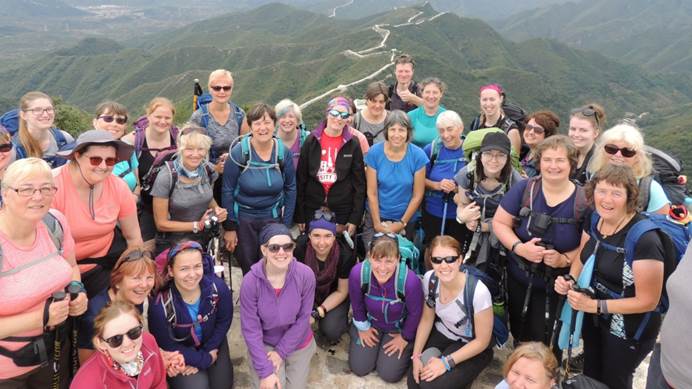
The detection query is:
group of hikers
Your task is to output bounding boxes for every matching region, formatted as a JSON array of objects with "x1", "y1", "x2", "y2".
[{"x1": 0, "y1": 53, "x2": 690, "y2": 389}]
